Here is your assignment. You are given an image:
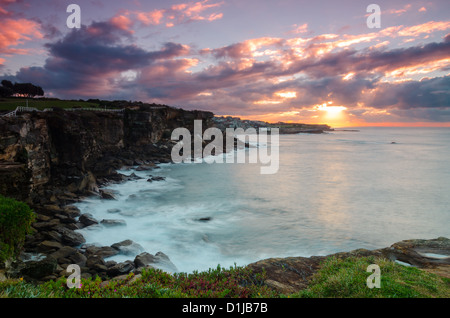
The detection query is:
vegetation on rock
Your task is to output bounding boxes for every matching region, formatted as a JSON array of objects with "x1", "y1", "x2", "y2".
[
  {"x1": 0, "y1": 195, "x2": 35, "y2": 262},
  {"x1": 1, "y1": 256, "x2": 448, "y2": 298}
]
